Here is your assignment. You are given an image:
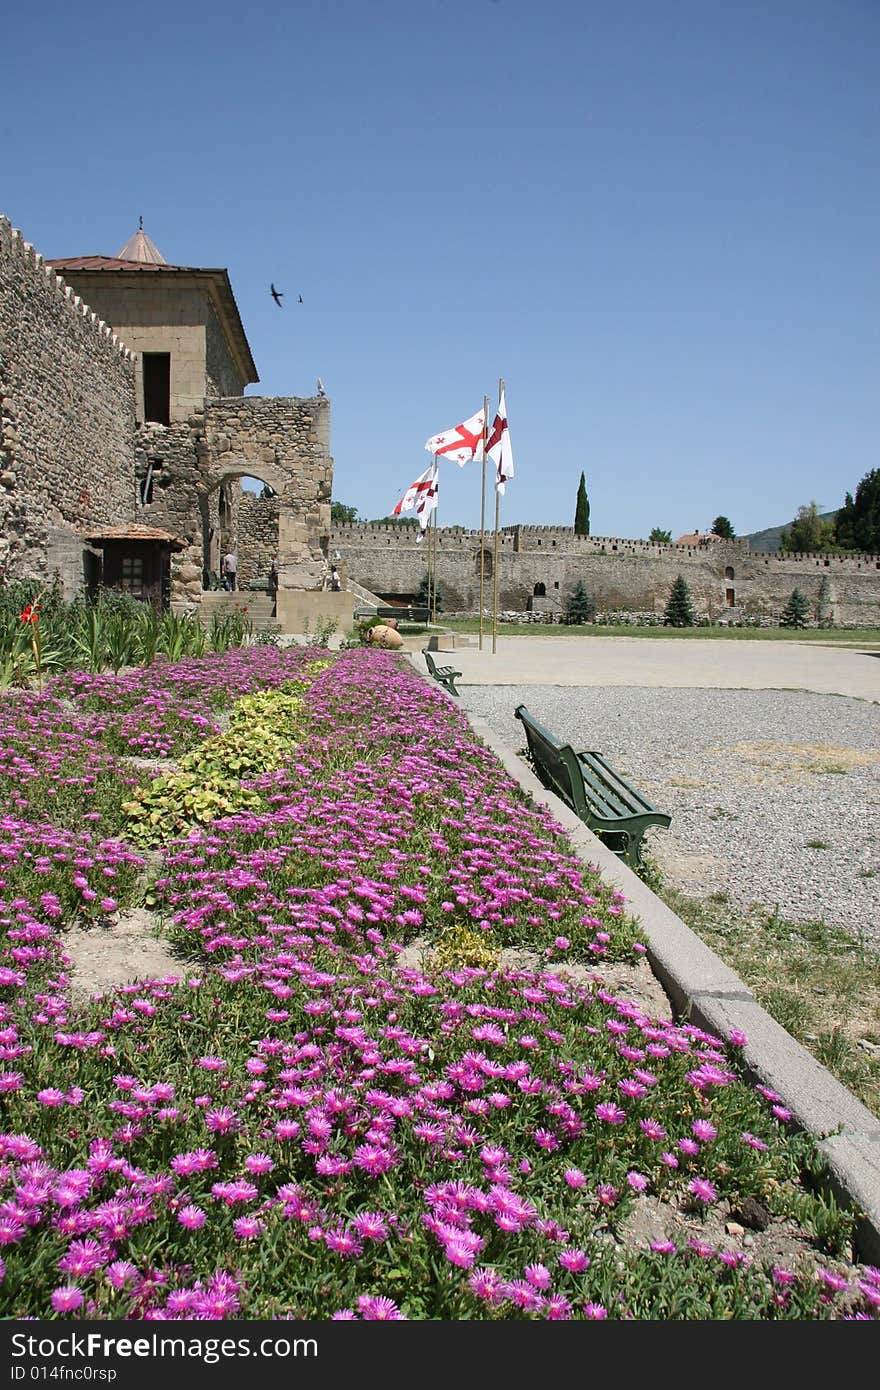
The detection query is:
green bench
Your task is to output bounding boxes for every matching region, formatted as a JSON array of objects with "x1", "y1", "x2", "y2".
[
  {"x1": 354, "y1": 605, "x2": 432, "y2": 625},
  {"x1": 514, "y1": 703, "x2": 670, "y2": 868},
  {"x1": 422, "y1": 649, "x2": 462, "y2": 697}
]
